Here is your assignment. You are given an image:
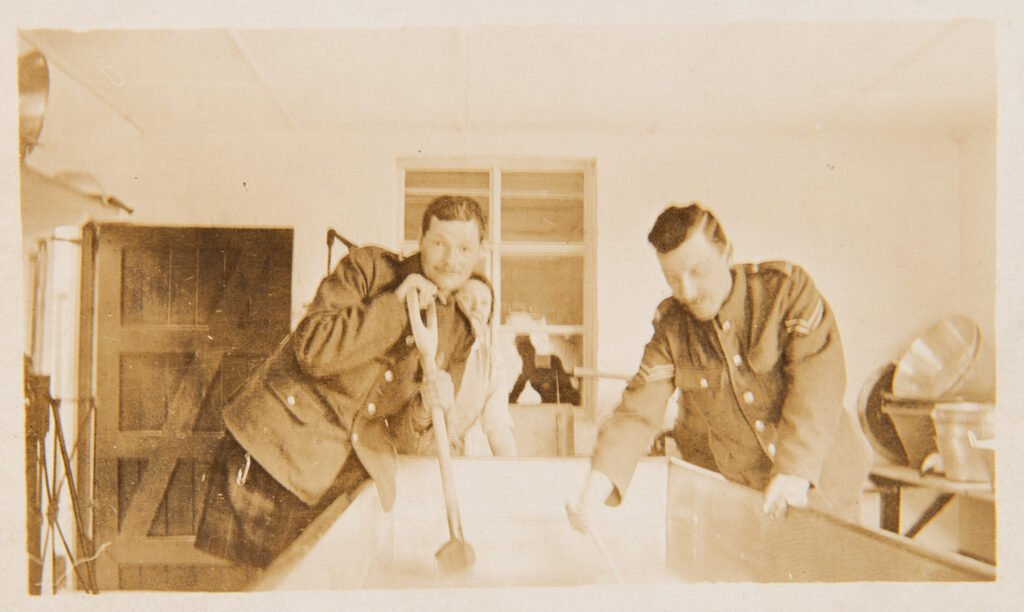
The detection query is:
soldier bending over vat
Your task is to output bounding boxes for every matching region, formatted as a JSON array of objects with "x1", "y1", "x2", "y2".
[{"x1": 569, "y1": 203, "x2": 872, "y2": 532}]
